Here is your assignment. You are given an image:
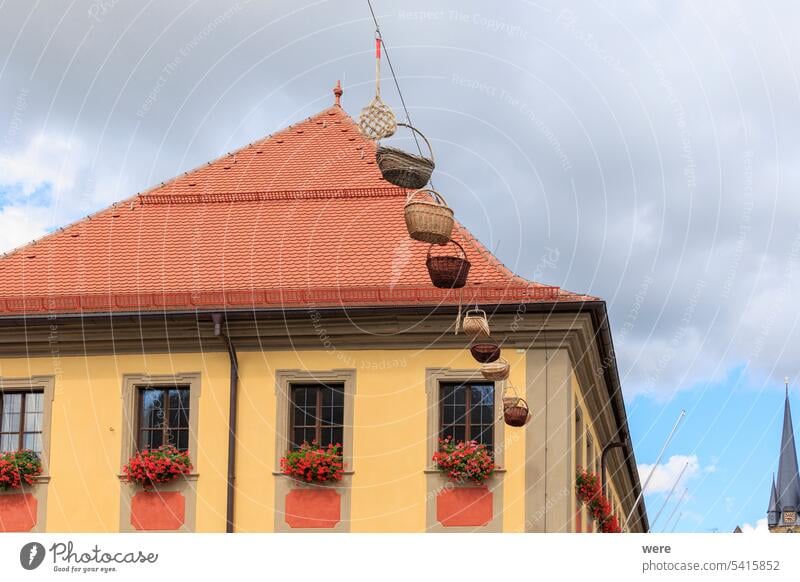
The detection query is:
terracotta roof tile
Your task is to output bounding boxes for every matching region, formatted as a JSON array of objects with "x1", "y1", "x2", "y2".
[{"x1": 0, "y1": 101, "x2": 594, "y2": 315}]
